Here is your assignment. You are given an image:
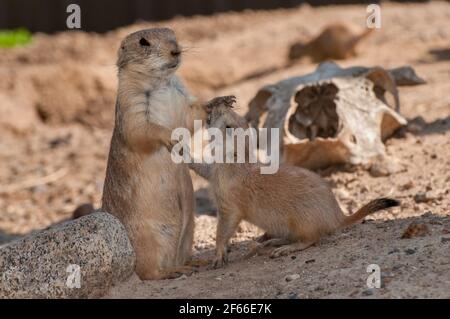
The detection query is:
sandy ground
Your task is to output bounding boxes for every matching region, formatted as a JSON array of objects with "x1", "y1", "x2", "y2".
[{"x1": 0, "y1": 2, "x2": 449, "y2": 298}]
